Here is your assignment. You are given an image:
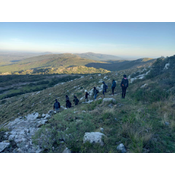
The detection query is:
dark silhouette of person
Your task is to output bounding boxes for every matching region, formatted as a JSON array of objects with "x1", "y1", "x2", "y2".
[{"x1": 120, "y1": 75, "x2": 129, "y2": 98}]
